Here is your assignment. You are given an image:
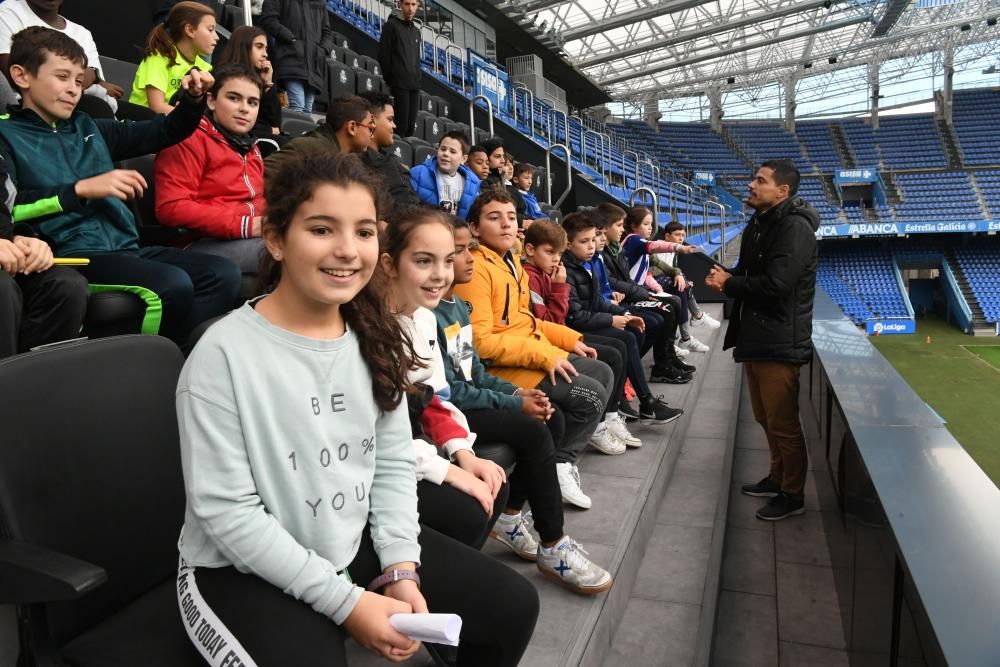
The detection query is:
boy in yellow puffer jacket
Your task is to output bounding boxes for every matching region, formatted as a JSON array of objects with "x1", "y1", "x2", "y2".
[{"x1": 454, "y1": 189, "x2": 616, "y2": 509}]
